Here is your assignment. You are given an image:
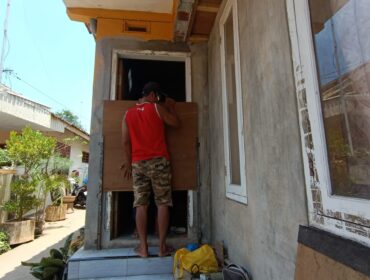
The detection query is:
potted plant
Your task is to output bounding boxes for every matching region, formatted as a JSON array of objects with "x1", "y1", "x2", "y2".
[
  {"x1": 0, "y1": 149, "x2": 16, "y2": 224},
  {"x1": 0, "y1": 177, "x2": 40, "y2": 244},
  {"x1": 0, "y1": 127, "x2": 56, "y2": 242},
  {"x1": 34, "y1": 154, "x2": 72, "y2": 234},
  {"x1": 44, "y1": 175, "x2": 69, "y2": 222}
]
